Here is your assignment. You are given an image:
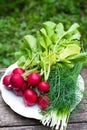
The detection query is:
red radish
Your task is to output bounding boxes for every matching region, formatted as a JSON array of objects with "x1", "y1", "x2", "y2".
[
  {"x1": 3, "y1": 74, "x2": 12, "y2": 90},
  {"x1": 38, "y1": 95, "x2": 50, "y2": 110},
  {"x1": 23, "y1": 89, "x2": 38, "y2": 106},
  {"x1": 28, "y1": 72, "x2": 41, "y2": 86},
  {"x1": 14, "y1": 89, "x2": 23, "y2": 96},
  {"x1": 13, "y1": 68, "x2": 25, "y2": 74},
  {"x1": 10, "y1": 74, "x2": 24, "y2": 90},
  {"x1": 38, "y1": 82, "x2": 50, "y2": 93},
  {"x1": 3, "y1": 75, "x2": 11, "y2": 86},
  {"x1": 21, "y1": 81, "x2": 28, "y2": 91},
  {"x1": 13, "y1": 81, "x2": 28, "y2": 96}
]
